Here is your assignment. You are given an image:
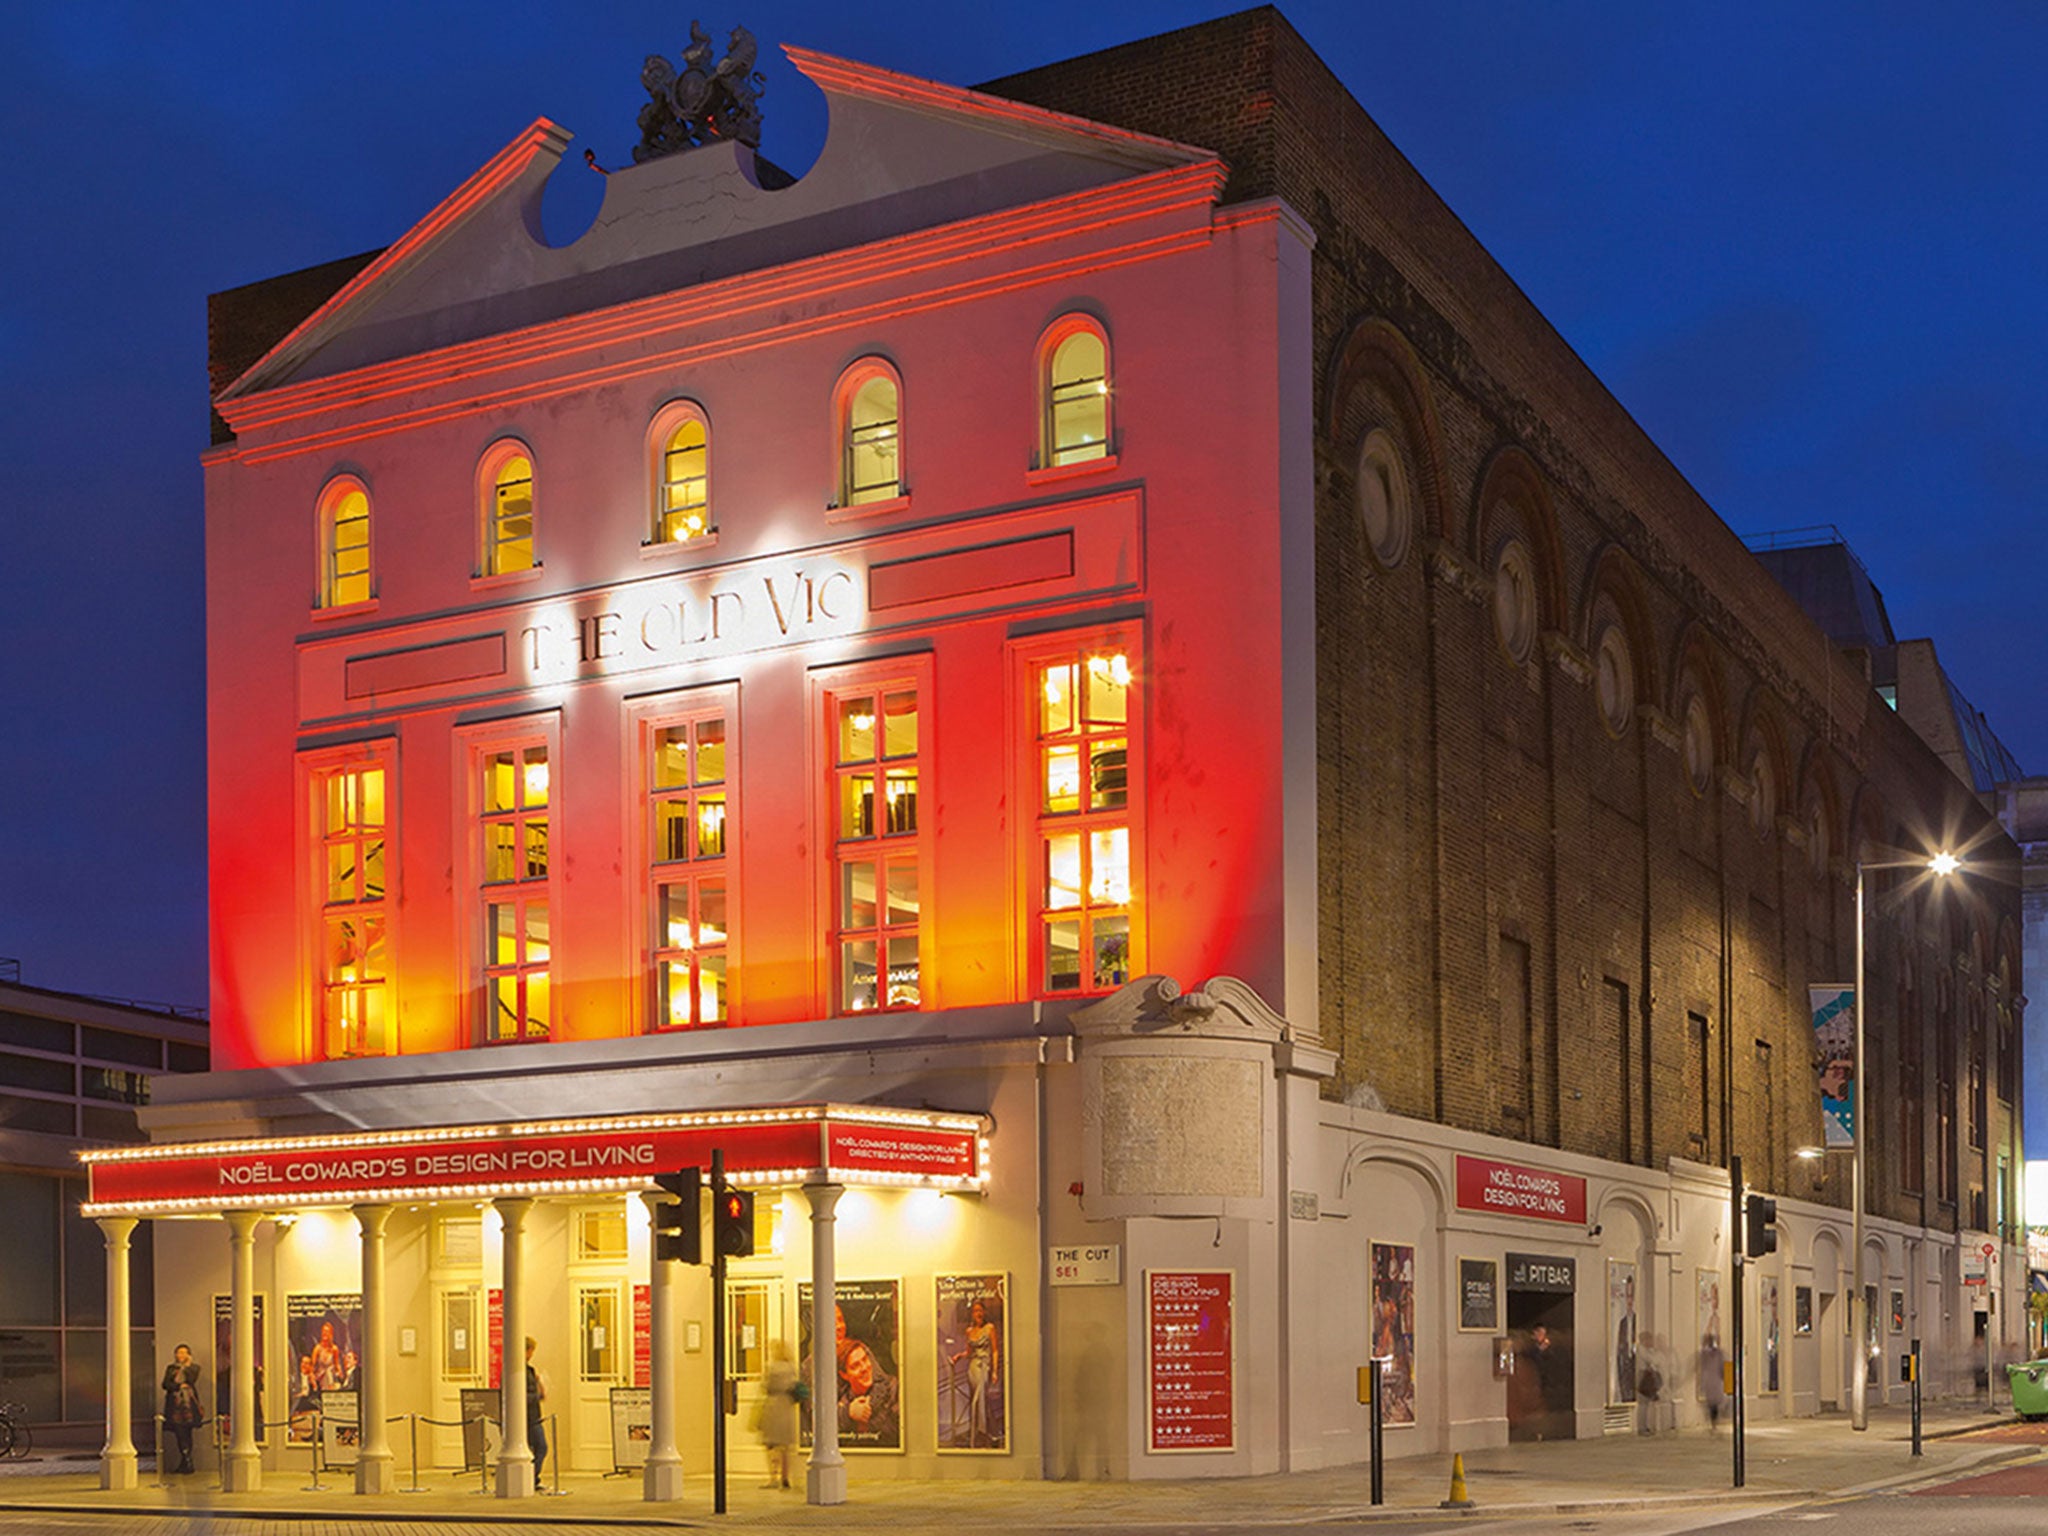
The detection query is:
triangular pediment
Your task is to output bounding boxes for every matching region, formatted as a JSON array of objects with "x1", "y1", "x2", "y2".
[{"x1": 219, "y1": 46, "x2": 1221, "y2": 403}]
